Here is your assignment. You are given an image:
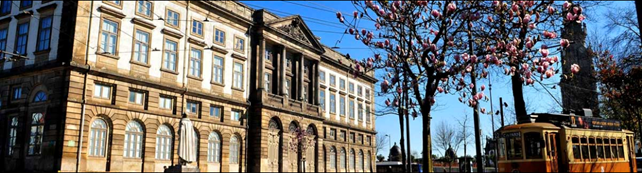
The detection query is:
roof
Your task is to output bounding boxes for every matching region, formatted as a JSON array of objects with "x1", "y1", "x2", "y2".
[{"x1": 499, "y1": 122, "x2": 561, "y2": 131}]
